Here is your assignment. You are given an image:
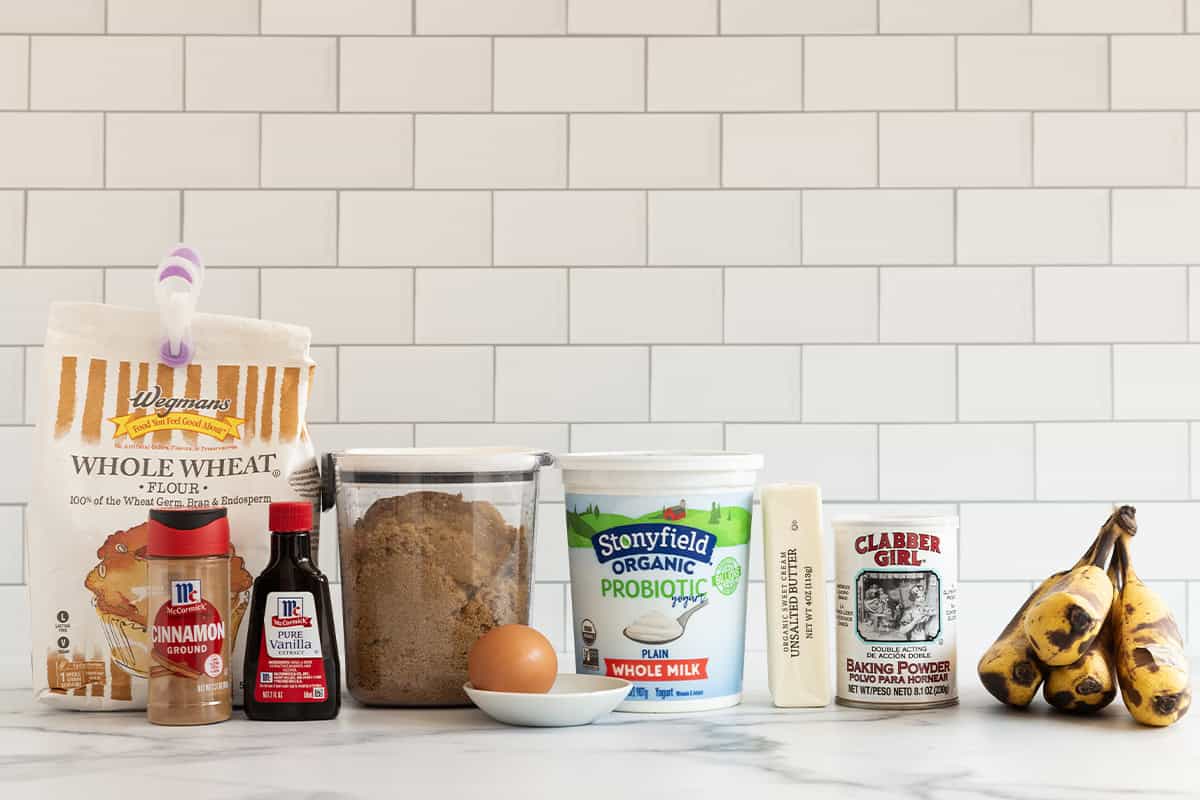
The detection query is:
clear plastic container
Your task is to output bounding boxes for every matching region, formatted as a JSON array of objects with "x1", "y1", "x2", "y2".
[{"x1": 322, "y1": 448, "x2": 553, "y2": 706}]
